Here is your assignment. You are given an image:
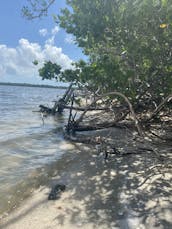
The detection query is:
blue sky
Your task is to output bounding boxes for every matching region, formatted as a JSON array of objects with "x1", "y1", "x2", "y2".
[{"x1": 0, "y1": 0, "x2": 85, "y2": 85}]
